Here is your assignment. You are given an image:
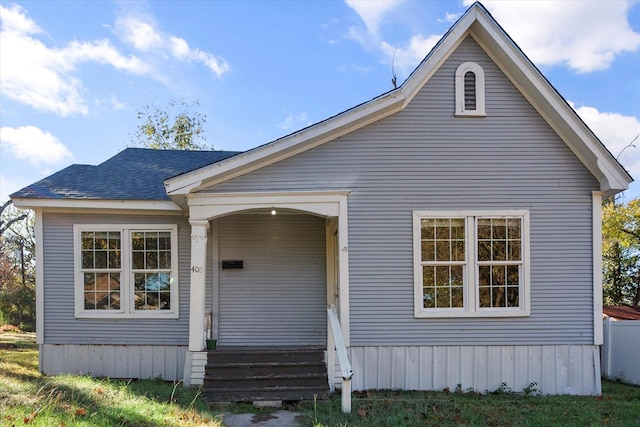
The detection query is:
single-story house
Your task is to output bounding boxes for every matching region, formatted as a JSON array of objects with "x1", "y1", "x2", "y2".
[{"x1": 11, "y1": 2, "x2": 633, "y2": 400}]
